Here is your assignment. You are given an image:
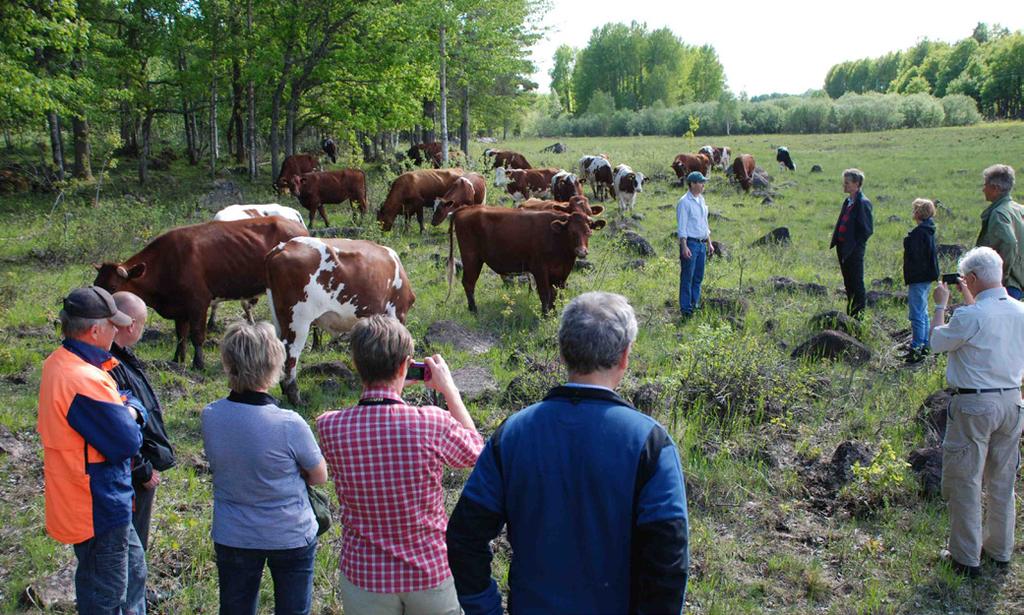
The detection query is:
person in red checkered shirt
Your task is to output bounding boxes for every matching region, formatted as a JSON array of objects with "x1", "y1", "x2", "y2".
[{"x1": 316, "y1": 315, "x2": 483, "y2": 614}]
